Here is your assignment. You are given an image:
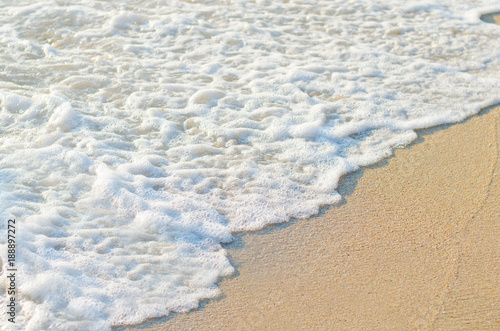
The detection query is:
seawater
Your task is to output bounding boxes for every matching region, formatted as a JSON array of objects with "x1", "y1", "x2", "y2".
[{"x1": 1, "y1": 0, "x2": 500, "y2": 329}]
